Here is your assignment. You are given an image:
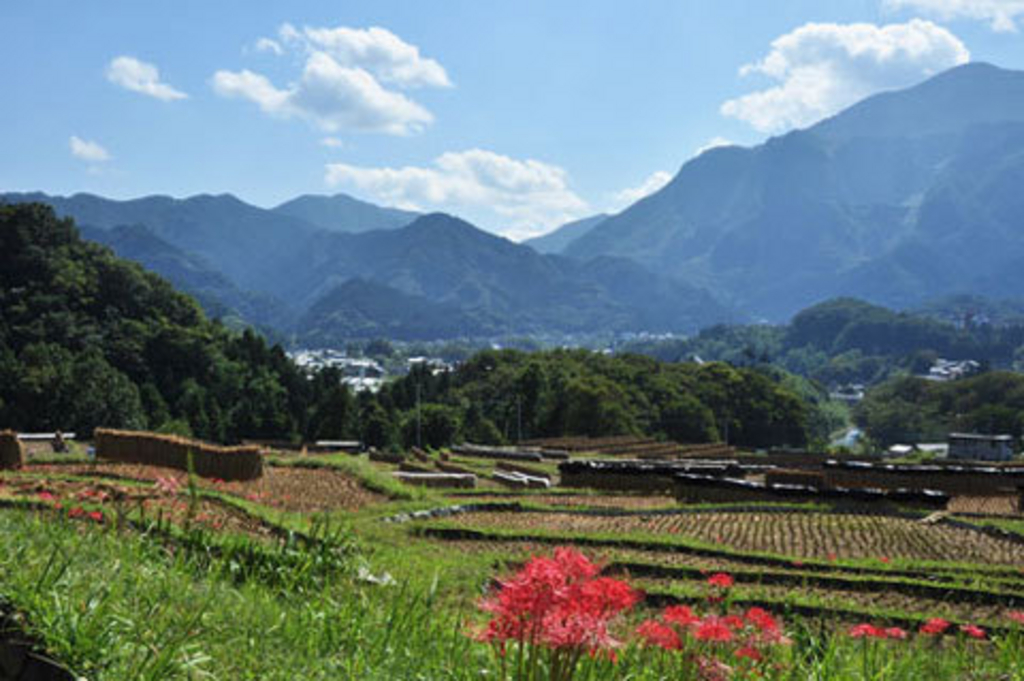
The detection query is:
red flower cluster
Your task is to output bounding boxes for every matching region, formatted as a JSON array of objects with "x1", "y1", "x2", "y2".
[
  {"x1": 76, "y1": 488, "x2": 109, "y2": 503},
  {"x1": 706, "y1": 573, "x2": 734, "y2": 589},
  {"x1": 919, "y1": 618, "x2": 951, "y2": 636},
  {"x1": 848, "y1": 624, "x2": 907, "y2": 640},
  {"x1": 959, "y1": 624, "x2": 986, "y2": 640},
  {"x1": 475, "y1": 547, "x2": 640, "y2": 658},
  {"x1": 67, "y1": 506, "x2": 104, "y2": 523},
  {"x1": 1008, "y1": 611, "x2": 1024, "y2": 625},
  {"x1": 636, "y1": 602, "x2": 789, "y2": 668}
]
